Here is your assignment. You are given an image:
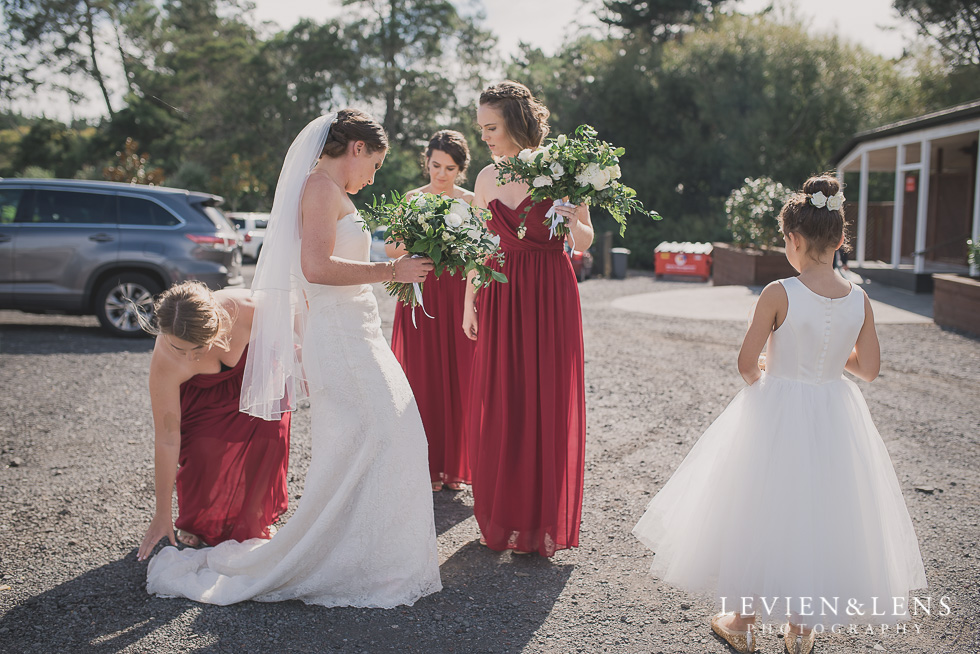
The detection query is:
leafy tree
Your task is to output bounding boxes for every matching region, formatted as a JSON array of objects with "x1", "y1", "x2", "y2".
[
  {"x1": 103, "y1": 137, "x2": 165, "y2": 184},
  {"x1": 0, "y1": 0, "x2": 143, "y2": 117},
  {"x1": 10, "y1": 118, "x2": 87, "y2": 177},
  {"x1": 329, "y1": 0, "x2": 496, "y2": 203},
  {"x1": 600, "y1": 0, "x2": 729, "y2": 40},
  {"x1": 19, "y1": 165, "x2": 55, "y2": 178},
  {"x1": 340, "y1": 0, "x2": 495, "y2": 139},
  {"x1": 510, "y1": 15, "x2": 927, "y2": 265},
  {"x1": 895, "y1": 0, "x2": 980, "y2": 65}
]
